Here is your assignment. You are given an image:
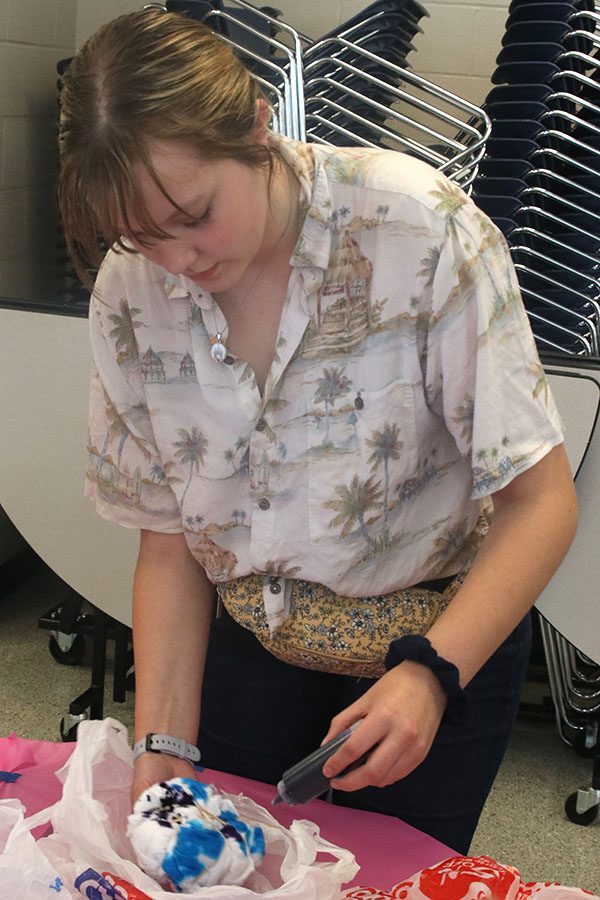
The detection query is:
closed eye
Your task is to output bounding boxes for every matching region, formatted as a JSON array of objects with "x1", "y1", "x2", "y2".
[{"x1": 183, "y1": 206, "x2": 211, "y2": 228}]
